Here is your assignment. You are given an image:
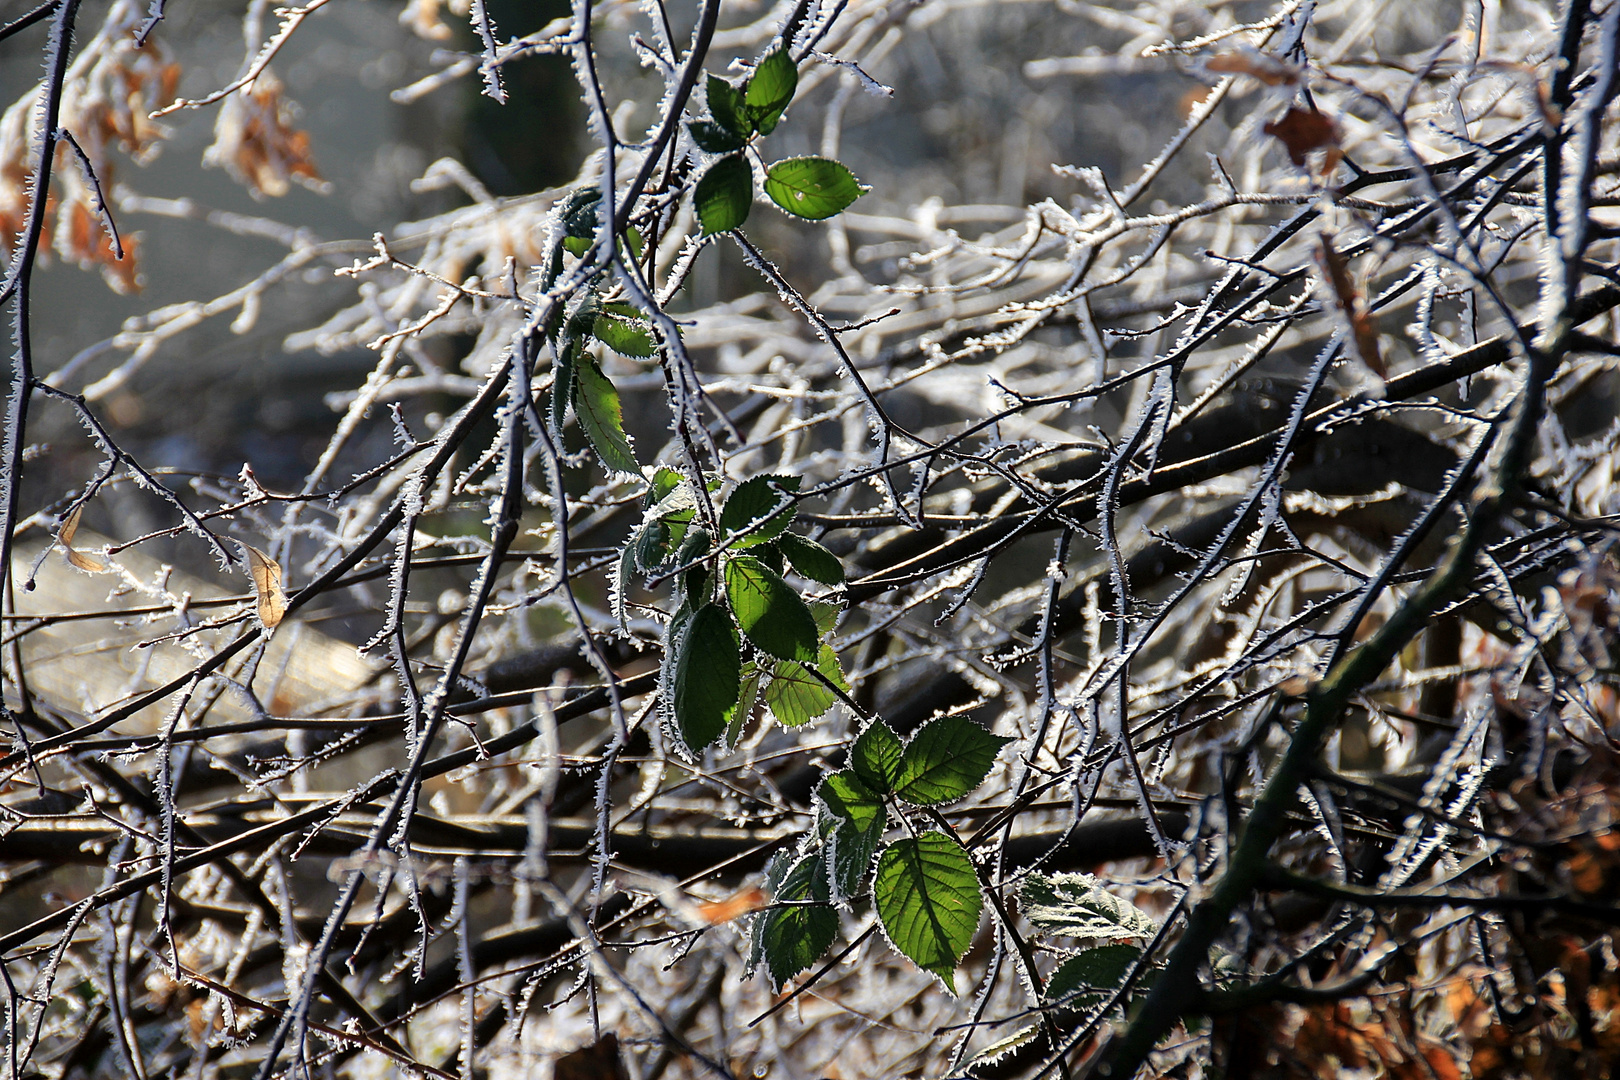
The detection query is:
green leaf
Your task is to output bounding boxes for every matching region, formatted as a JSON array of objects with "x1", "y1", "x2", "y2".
[
  {"x1": 874, "y1": 832, "x2": 982, "y2": 991},
  {"x1": 807, "y1": 598, "x2": 843, "y2": 635},
  {"x1": 695, "y1": 153, "x2": 752, "y2": 236},
  {"x1": 593, "y1": 310, "x2": 656, "y2": 358},
  {"x1": 672, "y1": 603, "x2": 741, "y2": 753},
  {"x1": 965, "y1": 1026, "x2": 1042, "y2": 1072},
  {"x1": 559, "y1": 186, "x2": 602, "y2": 238},
  {"x1": 777, "y1": 532, "x2": 844, "y2": 585},
  {"x1": 749, "y1": 853, "x2": 836, "y2": 990},
  {"x1": 725, "y1": 661, "x2": 763, "y2": 750},
  {"x1": 763, "y1": 157, "x2": 866, "y2": 221},
  {"x1": 689, "y1": 119, "x2": 743, "y2": 153},
  {"x1": 548, "y1": 336, "x2": 577, "y2": 437},
  {"x1": 563, "y1": 235, "x2": 591, "y2": 257},
  {"x1": 632, "y1": 519, "x2": 670, "y2": 573},
  {"x1": 645, "y1": 466, "x2": 683, "y2": 506},
  {"x1": 625, "y1": 226, "x2": 644, "y2": 261},
  {"x1": 743, "y1": 47, "x2": 797, "y2": 135},
  {"x1": 706, "y1": 74, "x2": 747, "y2": 139},
  {"x1": 674, "y1": 525, "x2": 713, "y2": 609},
  {"x1": 753, "y1": 540, "x2": 785, "y2": 577},
  {"x1": 1045, "y1": 944, "x2": 1142, "y2": 1010},
  {"x1": 718, "y1": 474, "x2": 800, "y2": 547},
  {"x1": 765, "y1": 643, "x2": 846, "y2": 727},
  {"x1": 893, "y1": 715, "x2": 1012, "y2": 806},
  {"x1": 850, "y1": 720, "x2": 903, "y2": 794},
  {"x1": 724, "y1": 555, "x2": 817, "y2": 661},
  {"x1": 818, "y1": 770, "x2": 886, "y2": 899},
  {"x1": 573, "y1": 352, "x2": 639, "y2": 475},
  {"x1": 1020, "y1": 873, "x2": 1158, "y2": 940}
]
